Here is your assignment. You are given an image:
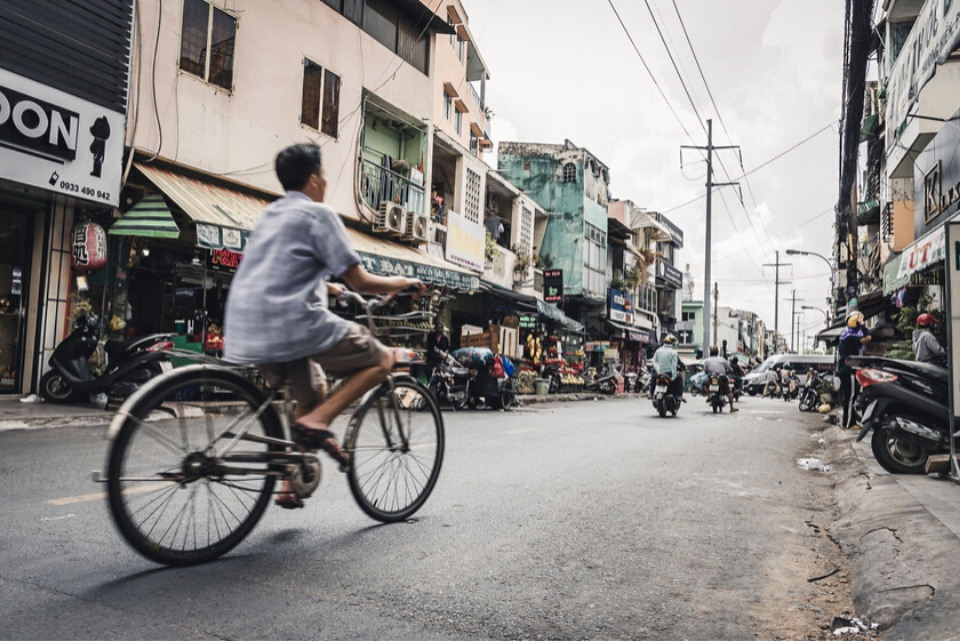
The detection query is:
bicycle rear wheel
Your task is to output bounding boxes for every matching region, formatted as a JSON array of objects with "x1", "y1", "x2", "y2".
[
  {"x1": 346, "y1": 377, "x2": 444, "y2": 522},
  {"x1": 106, "y1": 366, "x2": 284, "y2": 566}
]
